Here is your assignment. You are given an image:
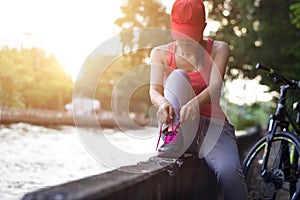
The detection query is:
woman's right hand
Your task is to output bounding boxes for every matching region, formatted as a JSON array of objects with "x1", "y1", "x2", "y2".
[{"x1": 157, "y1": 102, "x2": 174, "y2": 124}]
